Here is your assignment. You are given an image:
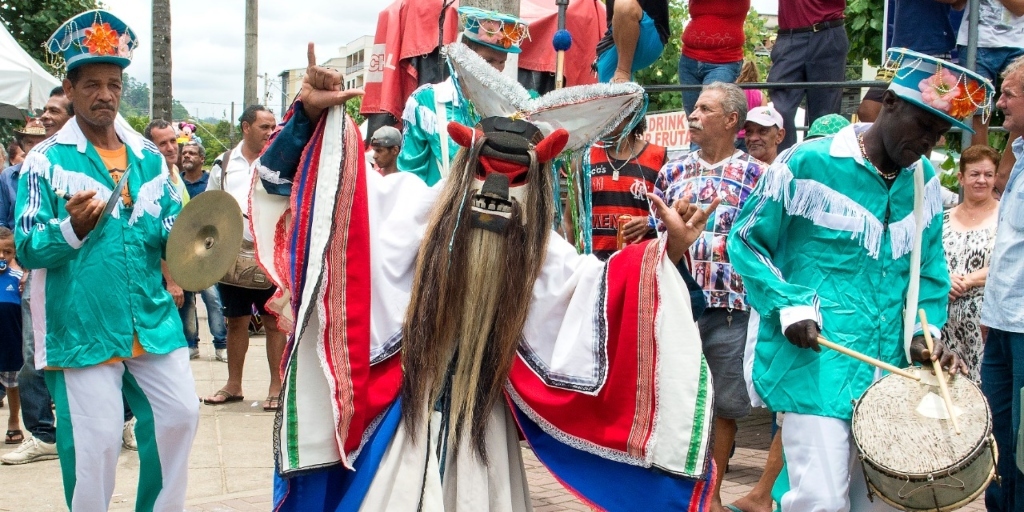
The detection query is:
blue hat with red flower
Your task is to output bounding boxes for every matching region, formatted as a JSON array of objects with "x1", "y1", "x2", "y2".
[
  {"x1": 45, "y1": 10, "x2": 138, "y2": 72},
  {"x1": 459, "y1": 6, "x2": 529, "y2": 54},
  {"x1": 884, "y1": 48, "x2": 994, "y2": 133}
]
